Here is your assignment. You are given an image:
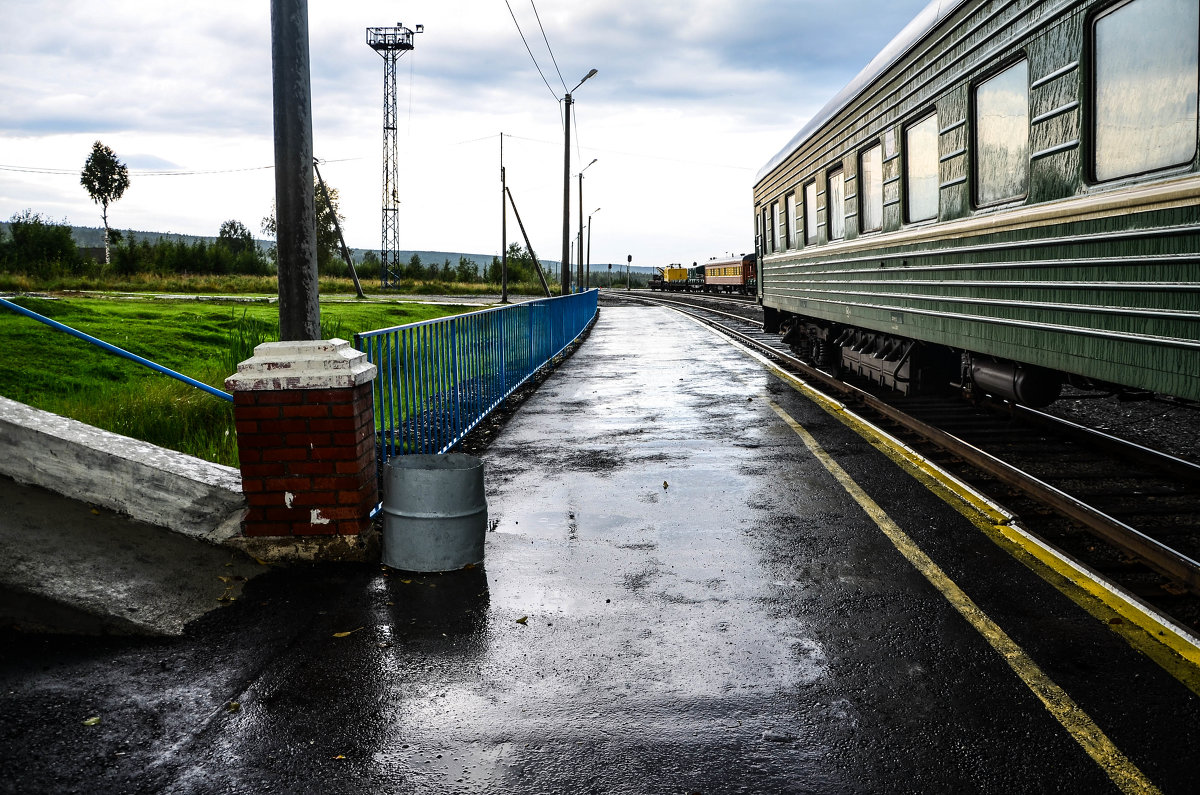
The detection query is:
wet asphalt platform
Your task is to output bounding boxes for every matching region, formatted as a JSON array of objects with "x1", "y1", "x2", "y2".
[{"x1": 2, "y1": 301, "x2": 1199, "y2": 794}]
